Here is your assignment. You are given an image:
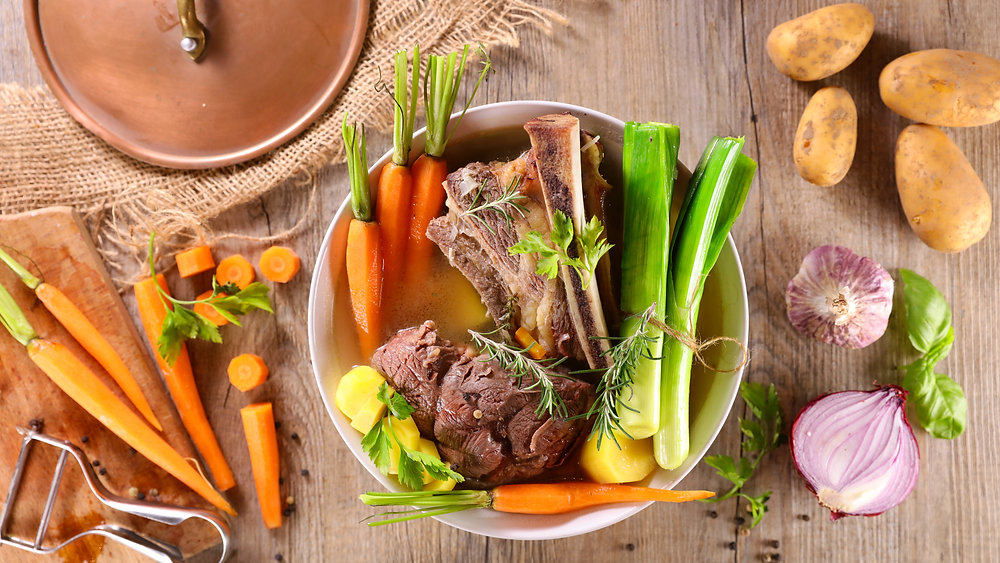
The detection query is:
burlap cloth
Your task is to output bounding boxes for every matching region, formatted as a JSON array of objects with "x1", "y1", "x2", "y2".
[{"x1": 0, "y1": 0, "x2": 562, "y2": 284}]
